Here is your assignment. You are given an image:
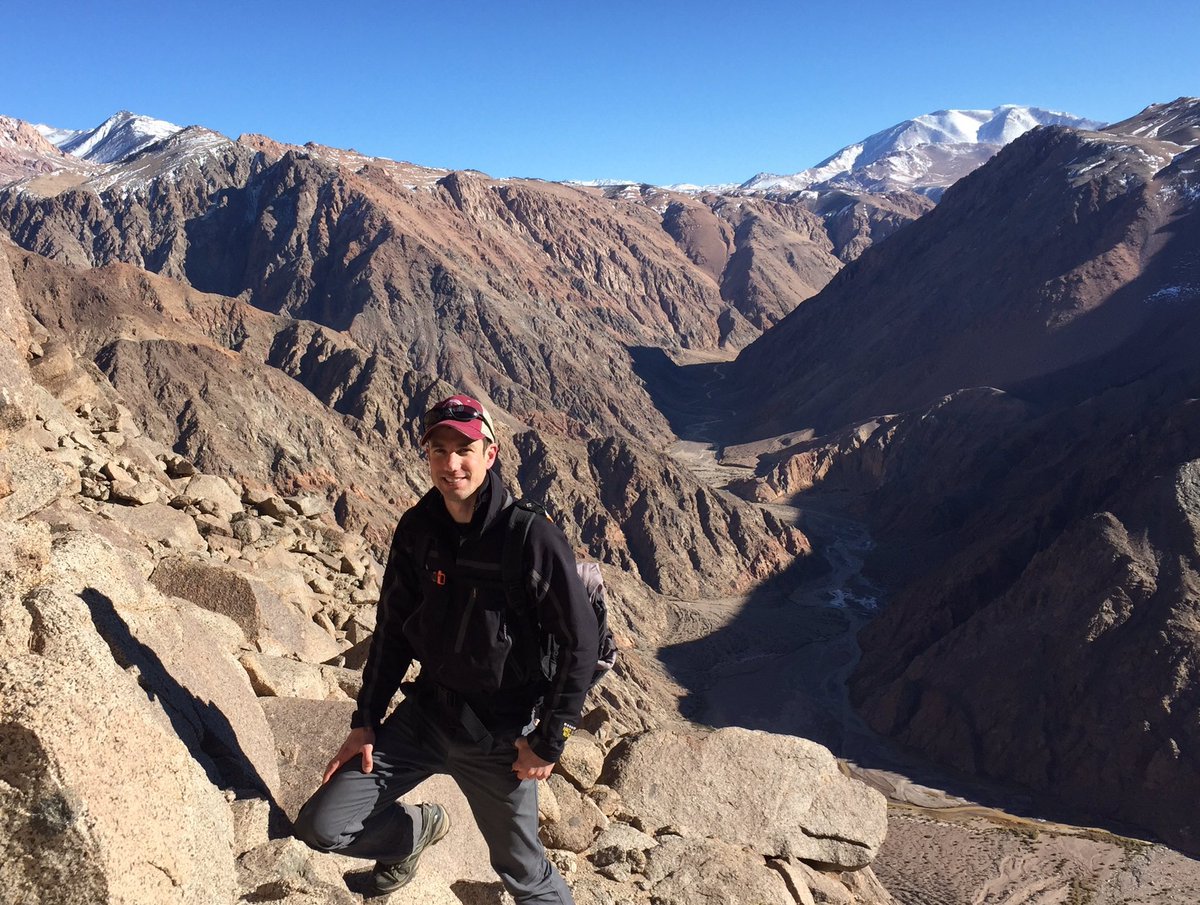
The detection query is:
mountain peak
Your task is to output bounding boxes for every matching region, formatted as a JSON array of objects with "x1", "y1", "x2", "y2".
[
  {"x1": 42, "y1": 110, "x2": 183, "y2": 164},
  {"x1": 741, "y1": 105, "x2": 1105, "y2": 197}
]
